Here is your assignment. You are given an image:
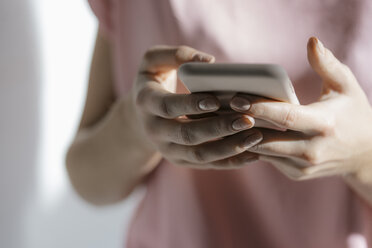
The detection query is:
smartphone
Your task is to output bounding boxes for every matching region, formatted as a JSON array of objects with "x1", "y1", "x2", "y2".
[
  {"x1": 178, "y1": 63, "x2": 300, "y2": 129},
  {"x1": 178, "y1": 62, "x2": 299, "y2": 104}
]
